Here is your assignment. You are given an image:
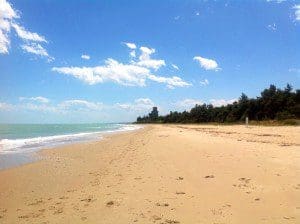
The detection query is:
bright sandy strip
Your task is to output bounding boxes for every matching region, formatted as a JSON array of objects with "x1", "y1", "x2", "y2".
[{"x1": 0, "y1": 124, "x2": 299, "y2": 224}]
